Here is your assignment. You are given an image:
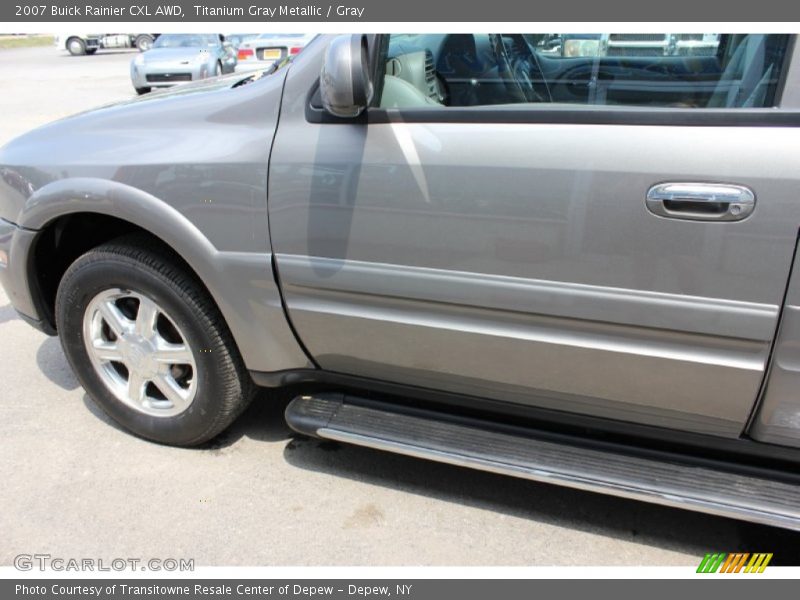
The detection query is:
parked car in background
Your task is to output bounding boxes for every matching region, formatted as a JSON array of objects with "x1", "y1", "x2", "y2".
[
  {"x1": 130, "y1": 33, "x2": 237, "y2": 95},
  {"x1": 2, "y1": 33, "x2": 800, "y2": 532},
  {"x1": 224, "y1": 33, "x2": 260, "y2": 50},
  {"x1": 236, "y1": 33, "x2": 314, "y2": 71},
  {"x1": 57, "y1": 34, "x2": 157, "y2": 56}
]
